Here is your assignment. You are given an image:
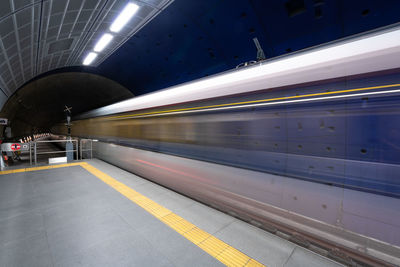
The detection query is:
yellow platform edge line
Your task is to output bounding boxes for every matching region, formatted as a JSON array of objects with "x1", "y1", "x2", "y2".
[
  {"x1": 0, "y1": 161, "x2": 266, "y2": 266},
  {"x1": 0, "y1": 162, "x2": 83, "y2": 175},
  {"x1": 79, "y1": 162, "x2": 266, "y2": 267}
]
